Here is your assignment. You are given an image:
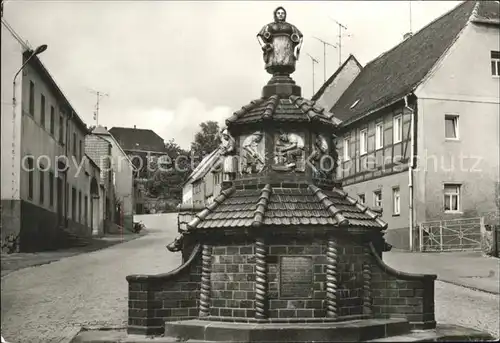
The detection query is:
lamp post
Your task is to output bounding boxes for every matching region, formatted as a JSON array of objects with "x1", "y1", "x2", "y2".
[{"x1": 11, "y1": 44, "x2": 47, "y2": 198}]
